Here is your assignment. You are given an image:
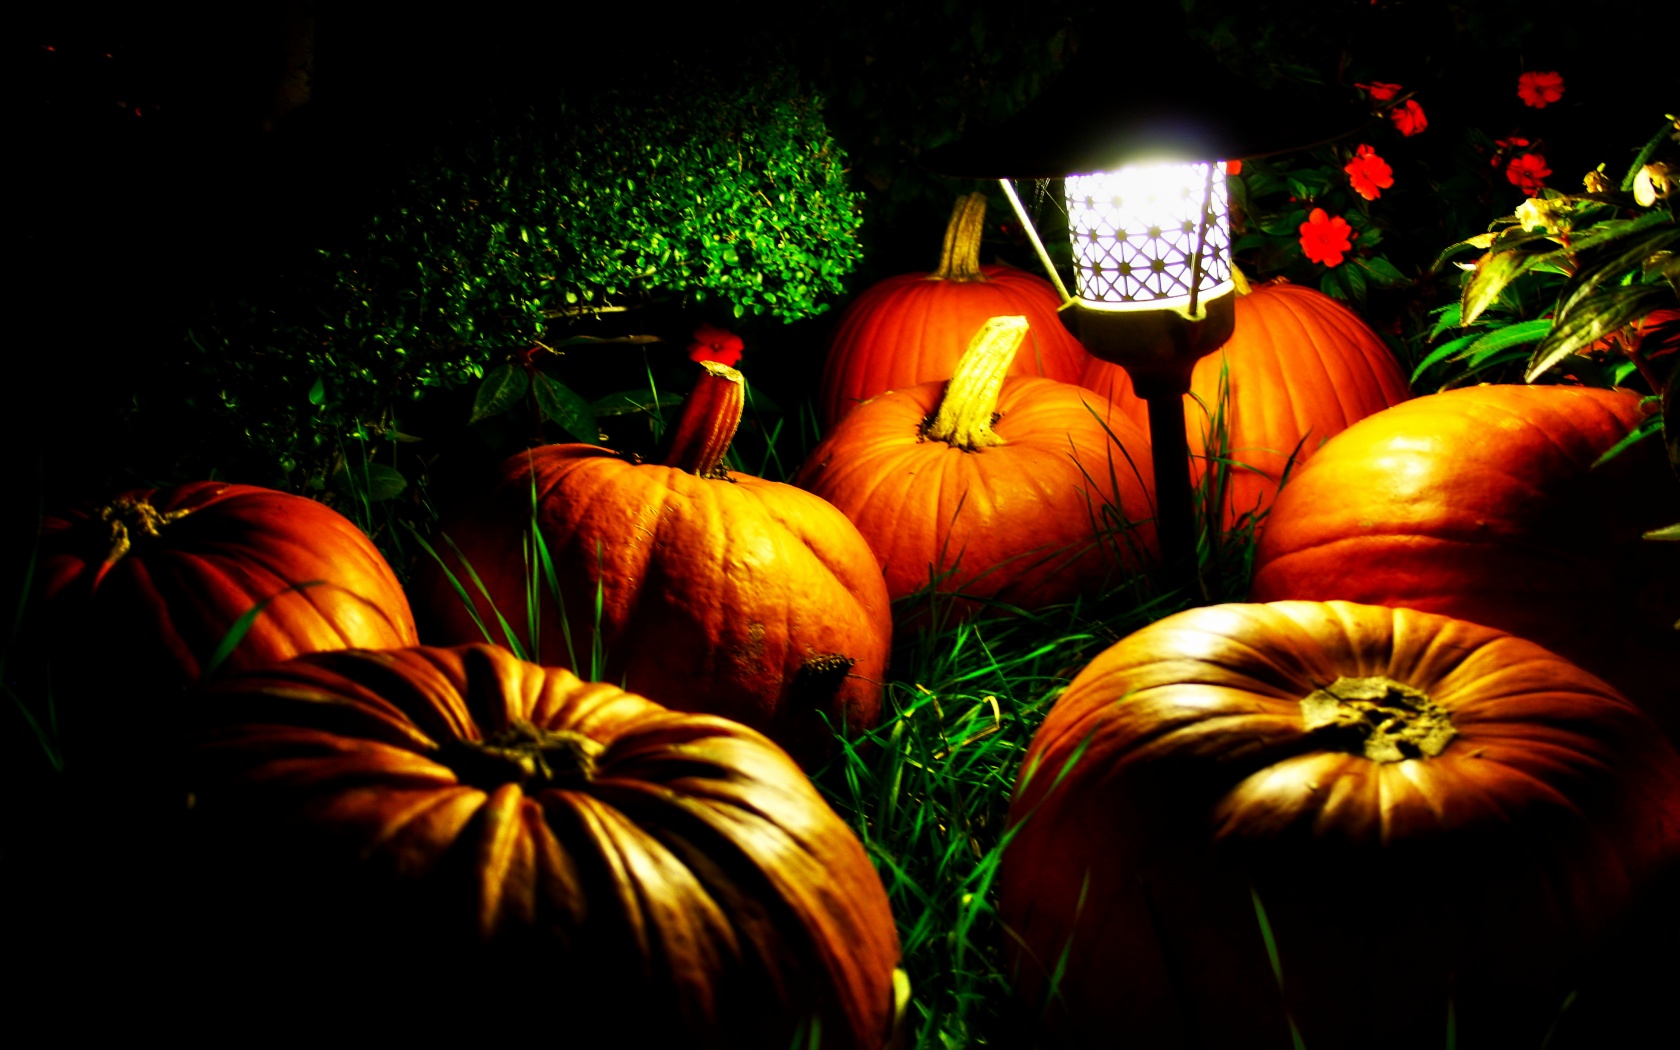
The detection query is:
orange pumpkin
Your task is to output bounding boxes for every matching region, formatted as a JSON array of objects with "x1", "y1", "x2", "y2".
[
  {"x1": 414, "y1": 362, "x2": 892, "y2": 767},
  {"x1": 1080, "y1": 278, "x2": 1410, "y2": 532},
  {"x1": 1249, "y1": 384, "x2": 1680, "y2": 736},
  {"x1": 798, "y1": 315, "x2": 1154, "y2": 619},
  {"x1": 182, "y1": 643, "x2": 902, "y2": 1046},
  {"x1": 38, "y1": 482, "x2": 418, "y2": 765},
  {"x1": 1001, "y1": 600, "x2": 1680, "y2": 1049},
  {"x1": 818, "y1": 192, "x2": 1090, "y2": 429}
]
